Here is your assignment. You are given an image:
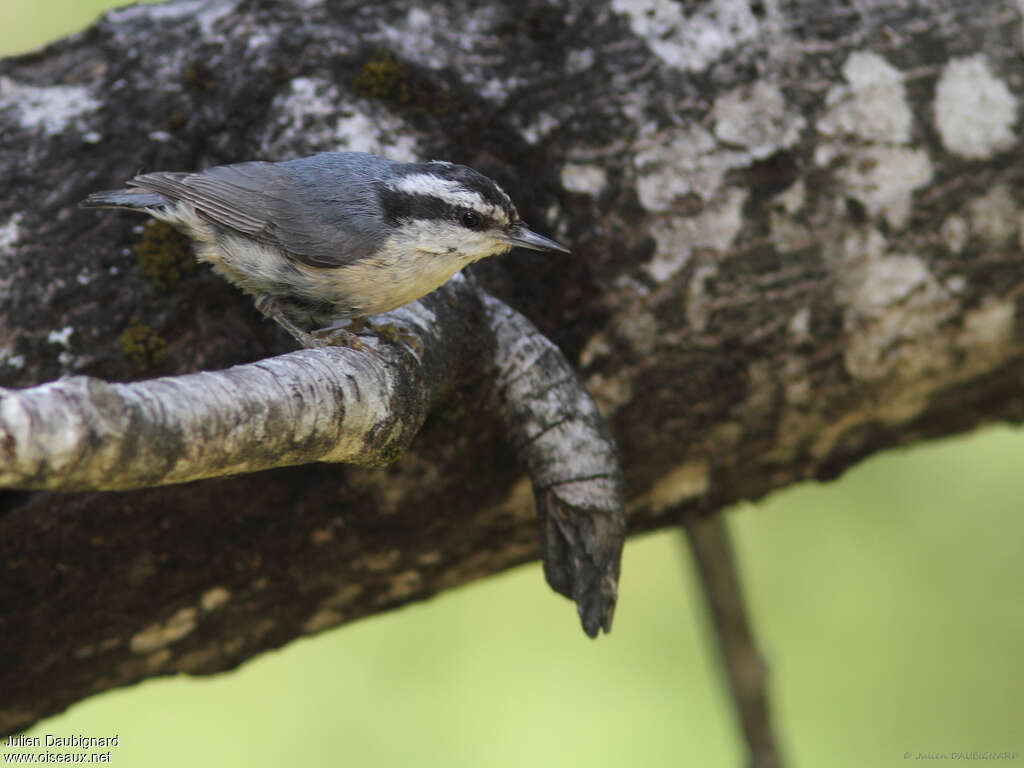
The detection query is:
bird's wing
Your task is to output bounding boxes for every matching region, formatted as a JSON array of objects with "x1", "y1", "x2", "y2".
[
  {"x1": 128, "y1": 161, "x2": 380, "y2": 268},
  {"x1": 128, "y1": 168, "x2": 270, "y2": 235}
]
